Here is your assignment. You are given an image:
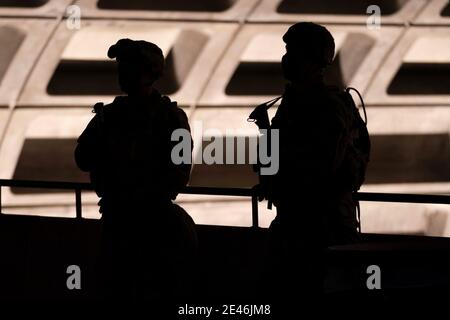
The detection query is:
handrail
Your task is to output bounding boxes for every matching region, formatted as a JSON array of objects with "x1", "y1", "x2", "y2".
[
  {"x1": 0, "y1": 179, "x2": 259, "y2": 226},
  {"x1": 1, "y1": 179, "x2": 450, "y2": 227},
  {"x1": 0, "y1": 179, "x2": 255, "y2": 196},
  {"x1": 355, "y1": 192, "x2": 450, "y2": 205},
  {"x1": 0, "y1": 179, "x2": 93, "y2": 191}
]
